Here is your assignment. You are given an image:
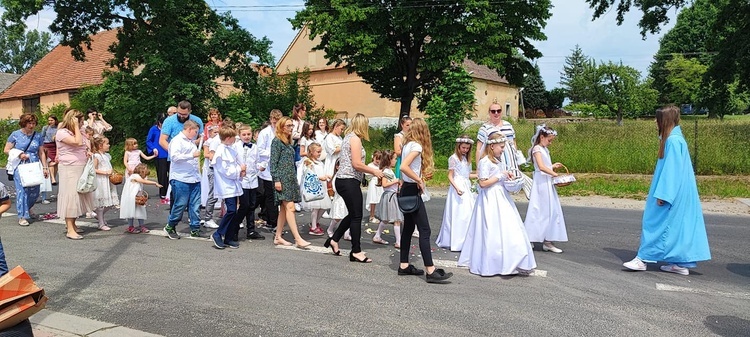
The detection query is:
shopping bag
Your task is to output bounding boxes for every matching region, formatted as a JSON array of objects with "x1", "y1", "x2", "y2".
[
  {"x1": 0, "y1": 266, "x2": 48, "y2": 330},
  {"x1": 301, "y1": 167, "x2": 324, "y2": 202},
  {"x1": 76, "y1": 158, "x2": 97, "y2": 193},
  {"x1": 17, "y1": 162, "x2": 44, "y2": 187},
  {"x1": 515, "y1": 149, "x2": 527, "y2": 166}
]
